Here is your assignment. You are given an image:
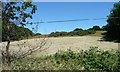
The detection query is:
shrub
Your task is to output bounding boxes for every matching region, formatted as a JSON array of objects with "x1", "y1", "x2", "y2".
[
  {"x1": 49, "y1": 30, "x2": 96, "y2": 37},
  {"x1": 8, "y1": 47, "x2": 119, "y2": 71},
  {"x1": 74, "y1": 28, "x2": 83, "y2": 31},
  {"x1": 88, "y1": 26, "x2": 101, "y2": 31},
  {"x1": 34, "y1": 33, "x2": 41, "y2": 36},
  {"x1": 82, "y1": 47, "x2": 118, "y2": 71}
]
